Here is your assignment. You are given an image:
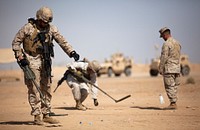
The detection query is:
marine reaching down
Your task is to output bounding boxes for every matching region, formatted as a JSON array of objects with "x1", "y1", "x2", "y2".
[{"x1": 12, "y1": 6, "x2": 80, "y2": 125}]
